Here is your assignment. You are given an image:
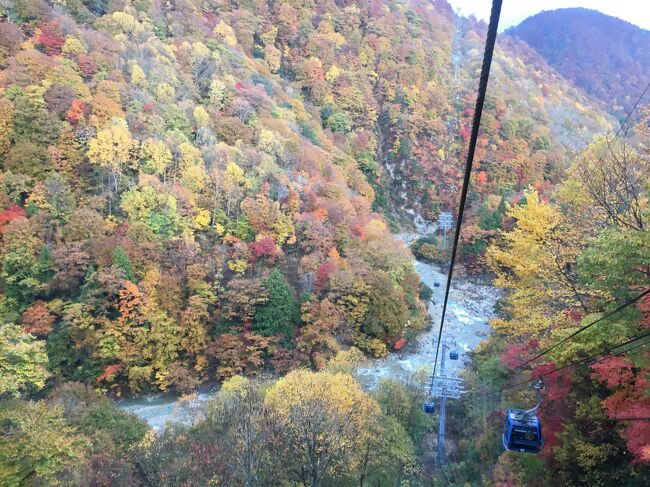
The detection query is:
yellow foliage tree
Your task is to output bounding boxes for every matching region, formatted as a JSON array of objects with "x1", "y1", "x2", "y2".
[
  {"x1": 227, "y1": 259, "x2": 248, "y2": 275},
  {"x1": 88, "y1": 124, "x2": 135, "y2": 173},
  {"x1": 265, "y1": 370, "x2": 380, "y2": 486},
  {"x1": 214, "y1": 21, "x2": 238, "y2": 47},
  {"x1": 209, "y1": 77, "x2": 228, "y2": 108},
  {"x1": 224, "y1": 161, "x2": 248, "y2": 216},
  {"x1": 487, "y1": 188, "x2": 589, "y2": 339},
  {"x1": 194, "y1": 208, "x2": 211, "y2": 228},
  {"x1": 130, "y1": 63, "x2": 146, "y2": 86},
  {"x1": 61, "y1": 36, "x2": 85, "y2": 56},
  {"x1": 88, "y1": 122, "x2": 136, "y2": 209},
  {"x1": 325, "y1": 64, "x2": 342, "y2": 83},
  {"x1": 193, "y1": 105, "x2": 210, "y2": 127},
  {"x1": 139, "y1": 138, "x2": 172, "y2": 176},
  {"x1": 177, "y1": 142, "x2": 207, "y2": 191},
  {"x1": 0, "y1": 98, "x2": 14, "y2": 157},
  {"x1": 154, "y1": 83, "x2": 175, "y2": 102}
]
